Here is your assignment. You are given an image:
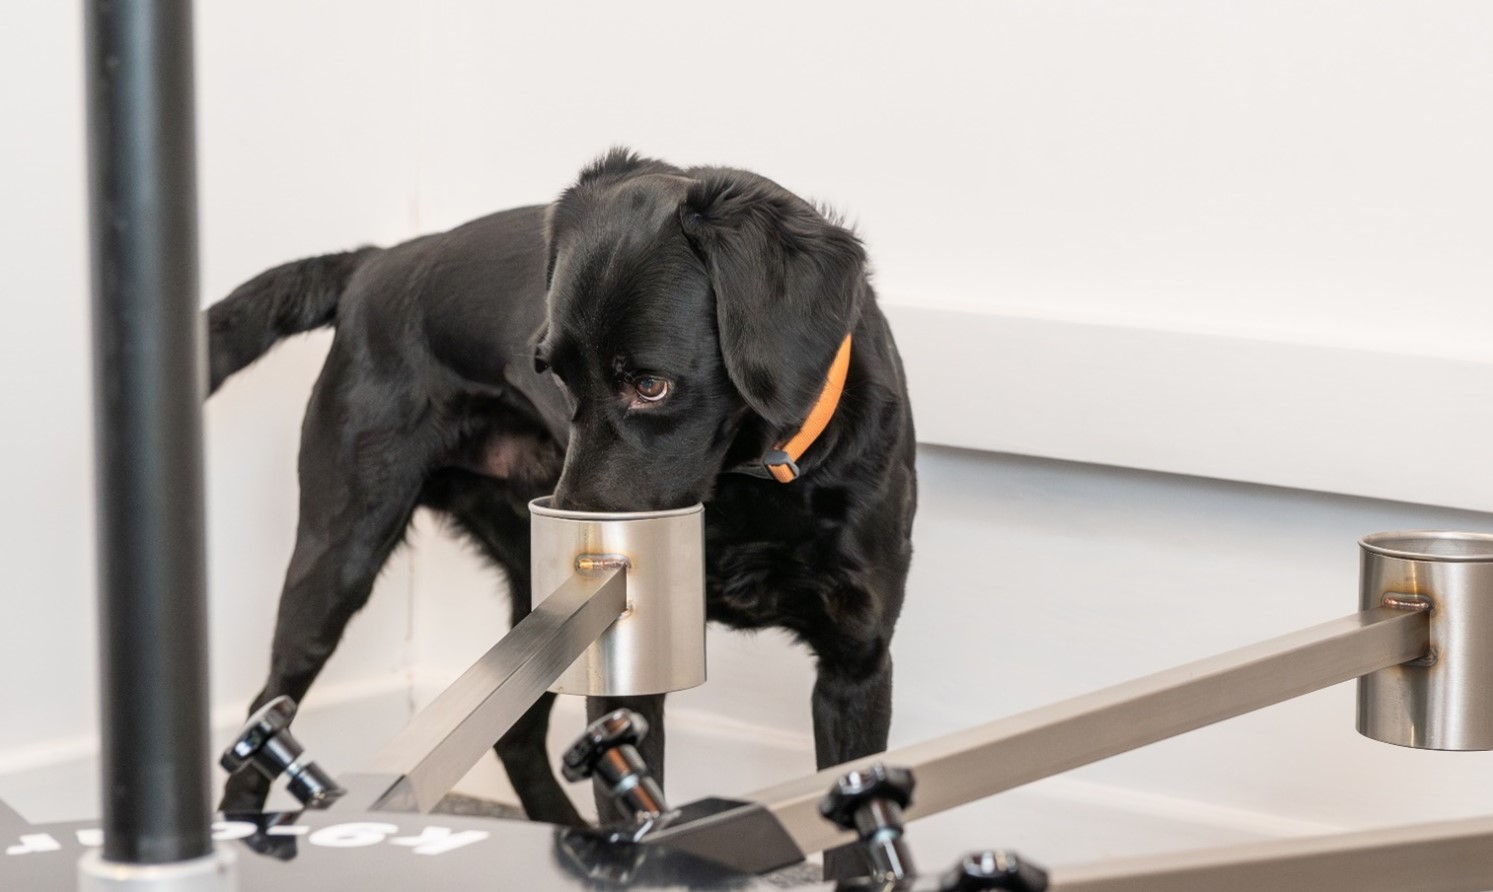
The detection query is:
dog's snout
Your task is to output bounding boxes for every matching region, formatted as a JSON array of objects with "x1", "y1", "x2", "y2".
[
  {"x1": 552, "y1": 477, "x2": 697, "y2": 514},
  {"x1": 551, "y1": 476, "x2": 631, "y2": 513},
  {"x1": 552, "y1": 486, "x2": 642, "y2": 514},
  {"x1": 549, "y1": 484, "x2": 602, "y2": 513}
]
